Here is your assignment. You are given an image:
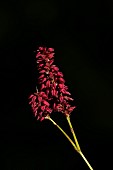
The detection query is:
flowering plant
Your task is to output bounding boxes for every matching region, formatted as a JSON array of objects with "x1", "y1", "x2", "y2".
[{"x1": 29, "y1": 47, "x2": 94, "y2": 170}]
